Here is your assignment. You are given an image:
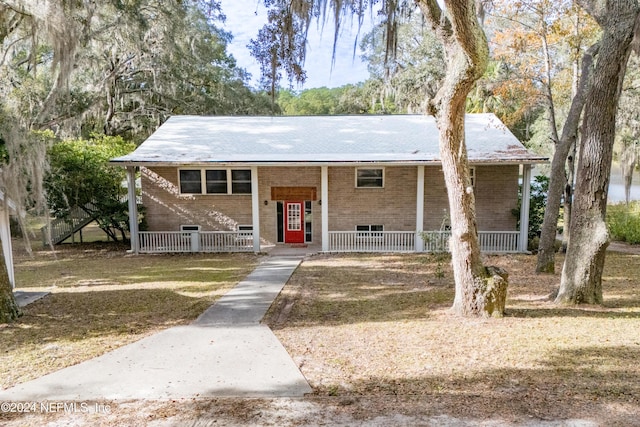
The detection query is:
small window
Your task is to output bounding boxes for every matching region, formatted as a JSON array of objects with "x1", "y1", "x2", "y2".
[
  {"x1": 179, "y1": 170, "x2": 202, "y2": 194},
  {"x1": 356, "y1": 224, "x2": 384, "y2": 238},
  {"x1": 356, "y1": 168, "x2": 384, "y2": 188},
  {"x1": 206, "y1": 170, "x2": 228, "y2": 194},
  {"x1": 470, "y1": 167, "x2": 476, "y2": 187},
  {"x1": 181, "y1": 225, "x2": 201, "y2": 231},
  {"x1": 231, "y1": 170, "x2": 252, "y2": 194}
]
